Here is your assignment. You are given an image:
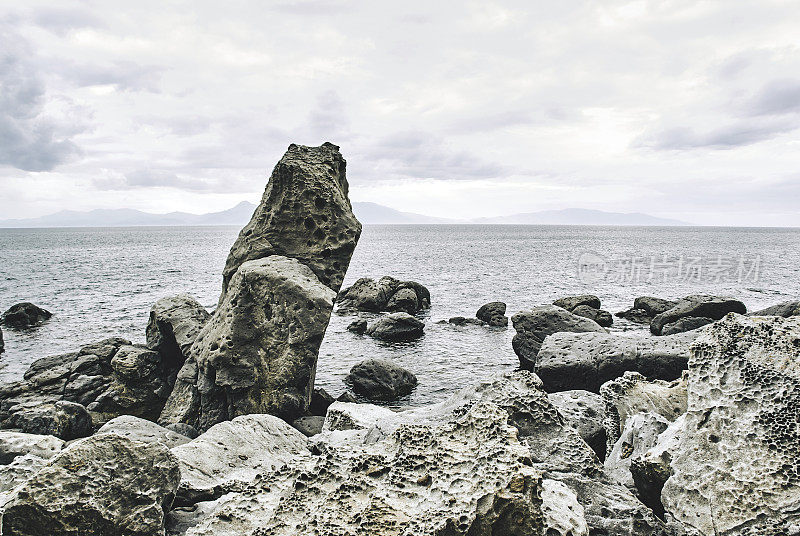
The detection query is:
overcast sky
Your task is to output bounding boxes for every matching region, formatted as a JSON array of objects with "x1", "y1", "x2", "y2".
[{"x1": 1, "y1": 0, "x2": 799, "y2": 226}]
